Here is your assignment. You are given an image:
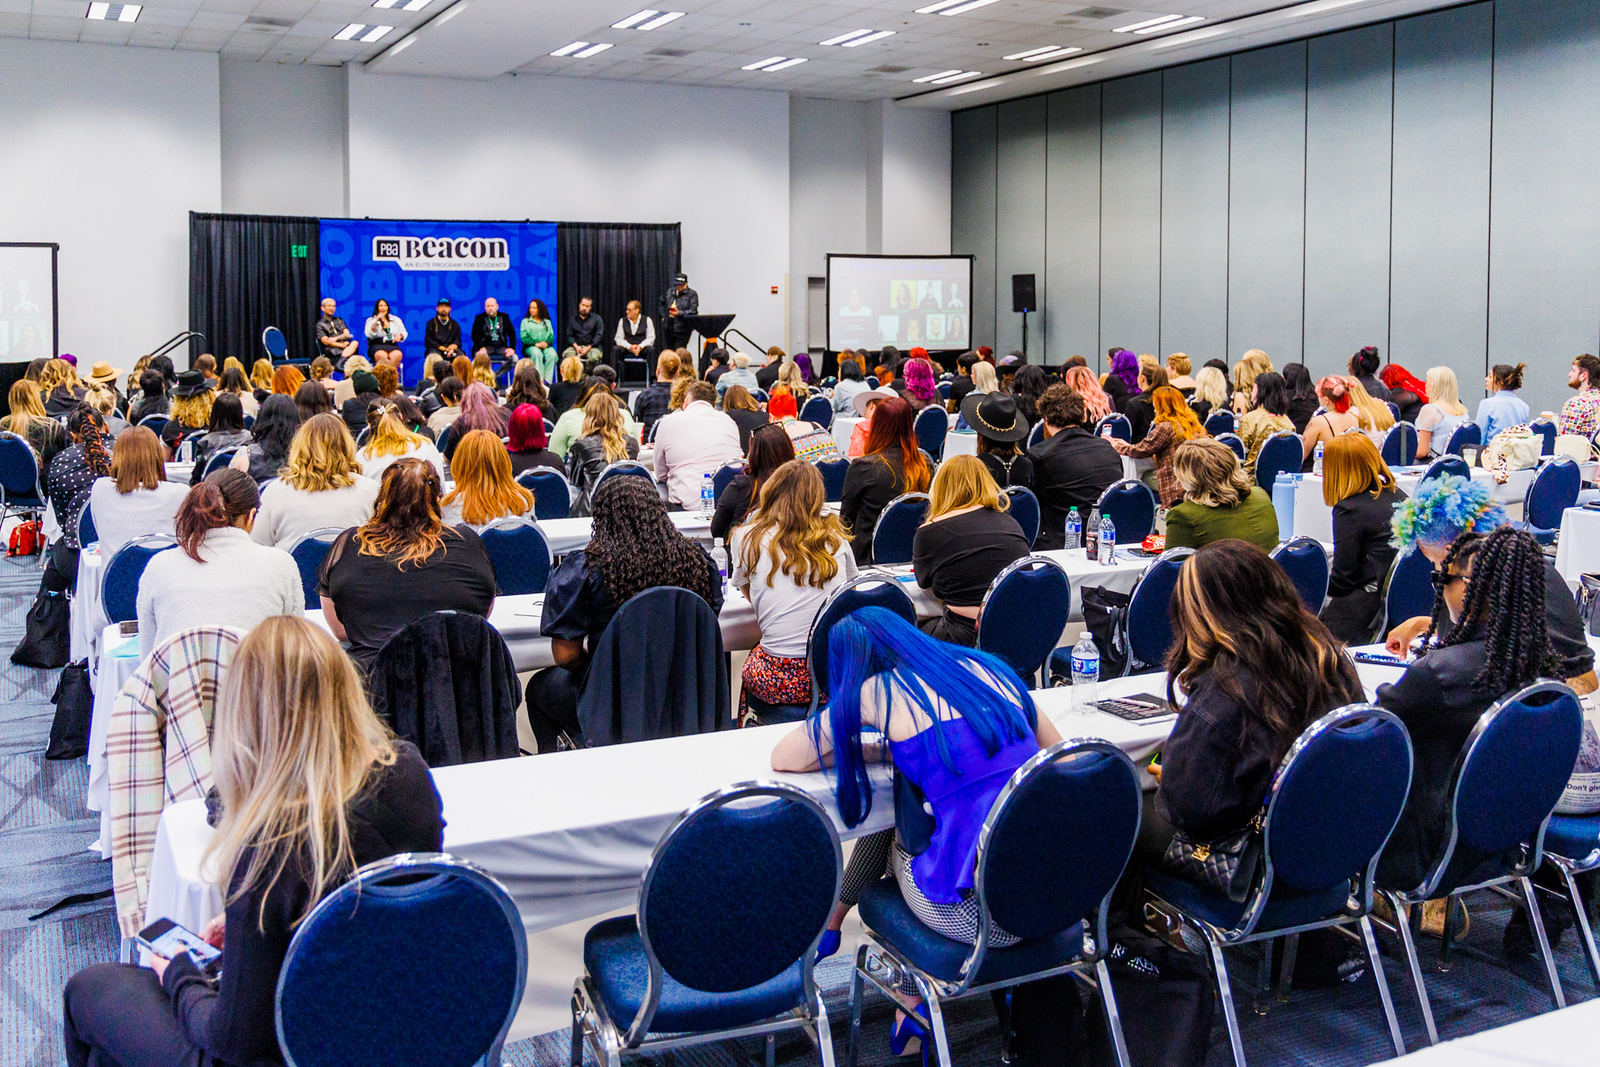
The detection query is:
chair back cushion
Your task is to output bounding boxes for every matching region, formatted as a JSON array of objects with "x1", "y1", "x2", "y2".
[
  {"x1": 0, "y1": 432, "x2": 39, "y2": 495},
  {"x1": 478, "y1": 521, "x2": 551, "y2": 595},
  {"x1": 1445, "y1": 422, "x2": 1482, "y2": 455},
  {"x1": 1004, "y1": 486, "x2": 1040, "y2": 547},
  {"x1": 203, "y1": 448, "x2": 241, "y2": 478},
  {"x1": 808, "y1": 577, "x2": 917, "y2": 702},
  {"x1": 103, "y1": 538, "x2": 177, "y2": 624},
  {"x1": 1265, "y1": 708, "x2": 1412, "y2": 892},
  {"x1": 801, "y1": 396, "x2": 834, "y2": 429},
  {"x1": 1381, "y1": 423, "x2": 1419, "y2": 467},
  {"x1": 712, "y1": 461, "x2": 744, "y2": 505},
  {"x1": 369, "y1": 611, "x2": 521, "y2": 766},
  {"x1": 977, "y1": 559, "x2": 1070, "y2": 682},
  {"x1": 597, "y1": 461, "x2": 653, "y2": 489},
  {"x1": 1216, "y1": 432, "x2": 1246, "y2": 461},
  {"x1": 1270, "y1": 538, "x2": 1330, "y2": 612},
  {"x1": 914, "y1": 407, "x2": 948, "y2": 459},
  {"x1": 1095, "y1": 480, "x2": 1156, "y2": 543},
  {"x1": 642, "y1": 791, "x2": 838, "y2": 993},
  {"x1": 1204, "y1": 410, "x2": 1236, "y2": 436},
  {"x1": 1095, "y1": 415, "x2": 1132, "y2": 442},
  {"x1": 1255, "y1": 433, "x2": 1303, "y2": 491},
  {"x1": 1422, "y1": 456, "x2": 1470, "y2": 483},
  {"x1": 1525, "y1": 458, "x2": 1581, "y2": 530},
  {"x1": 1125, "y1": 552, "x2": 1188, "y2": 668},
  {"x1": 1383, "y1": 549, "x2": 1434, "y2": 631},
  {"x1": 278, "y1": 858, "x2": 524, "y2": 1067},
  {"x1": 518, "y1": 467, "x2": 572, "y2": 521},
  {"x1": 287, "y1": 532, "x2": 340, "y2": 610},
  {"x1": 1026, "y1": 421, "x2": 1046, "y2": 451},
  {"x1": 872, "y1": 493, "x2": 929, "y2": 565},
  {"x1": 816, "y1": 457, "x2": 849, "y2": 503},
  {"x1": 1453, "y1": 685, "x2": 1583, "y2": 857},
  {"x1": 981, "y1": 746, "x2": 1140, "y2": 940},
  {"x1": 262, "y1": 326, "x2": 289, "y2": 360},
  {"x1": 77, "y1": 502, "x2": 98, "y2": 549}
]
